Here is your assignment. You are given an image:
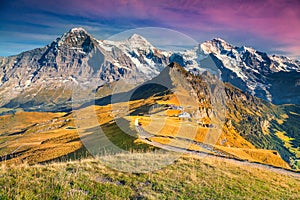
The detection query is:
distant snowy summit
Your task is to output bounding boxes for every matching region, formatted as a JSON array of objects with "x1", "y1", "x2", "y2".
[{"x1": 0, "y1": 27, "x2": 299, "y2": 108}]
